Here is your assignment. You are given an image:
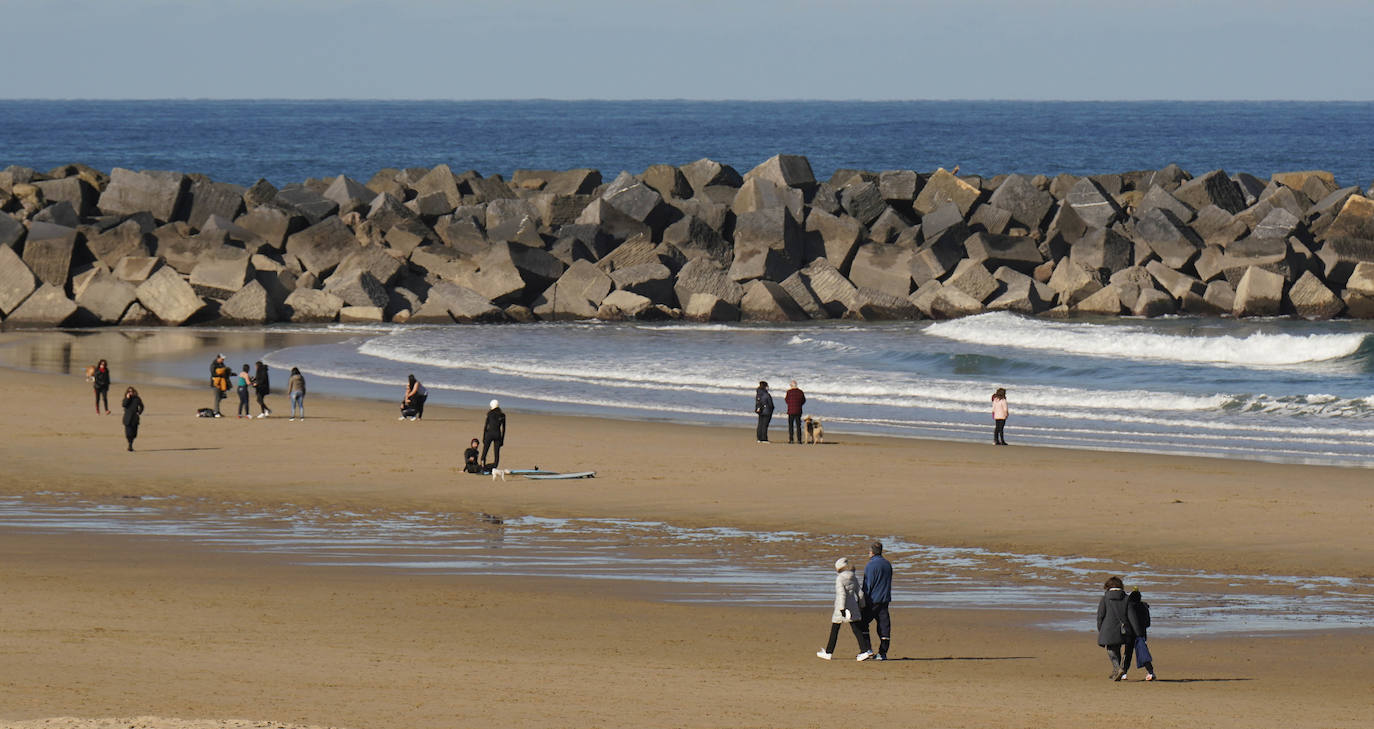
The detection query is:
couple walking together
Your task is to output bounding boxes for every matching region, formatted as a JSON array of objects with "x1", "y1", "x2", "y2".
[
  {"x1": 819, "y1": 541, "x2": 893, "y2": 662},
  {"x1": 754, "y1": 380, "x2": 808, "y2": 444}
]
